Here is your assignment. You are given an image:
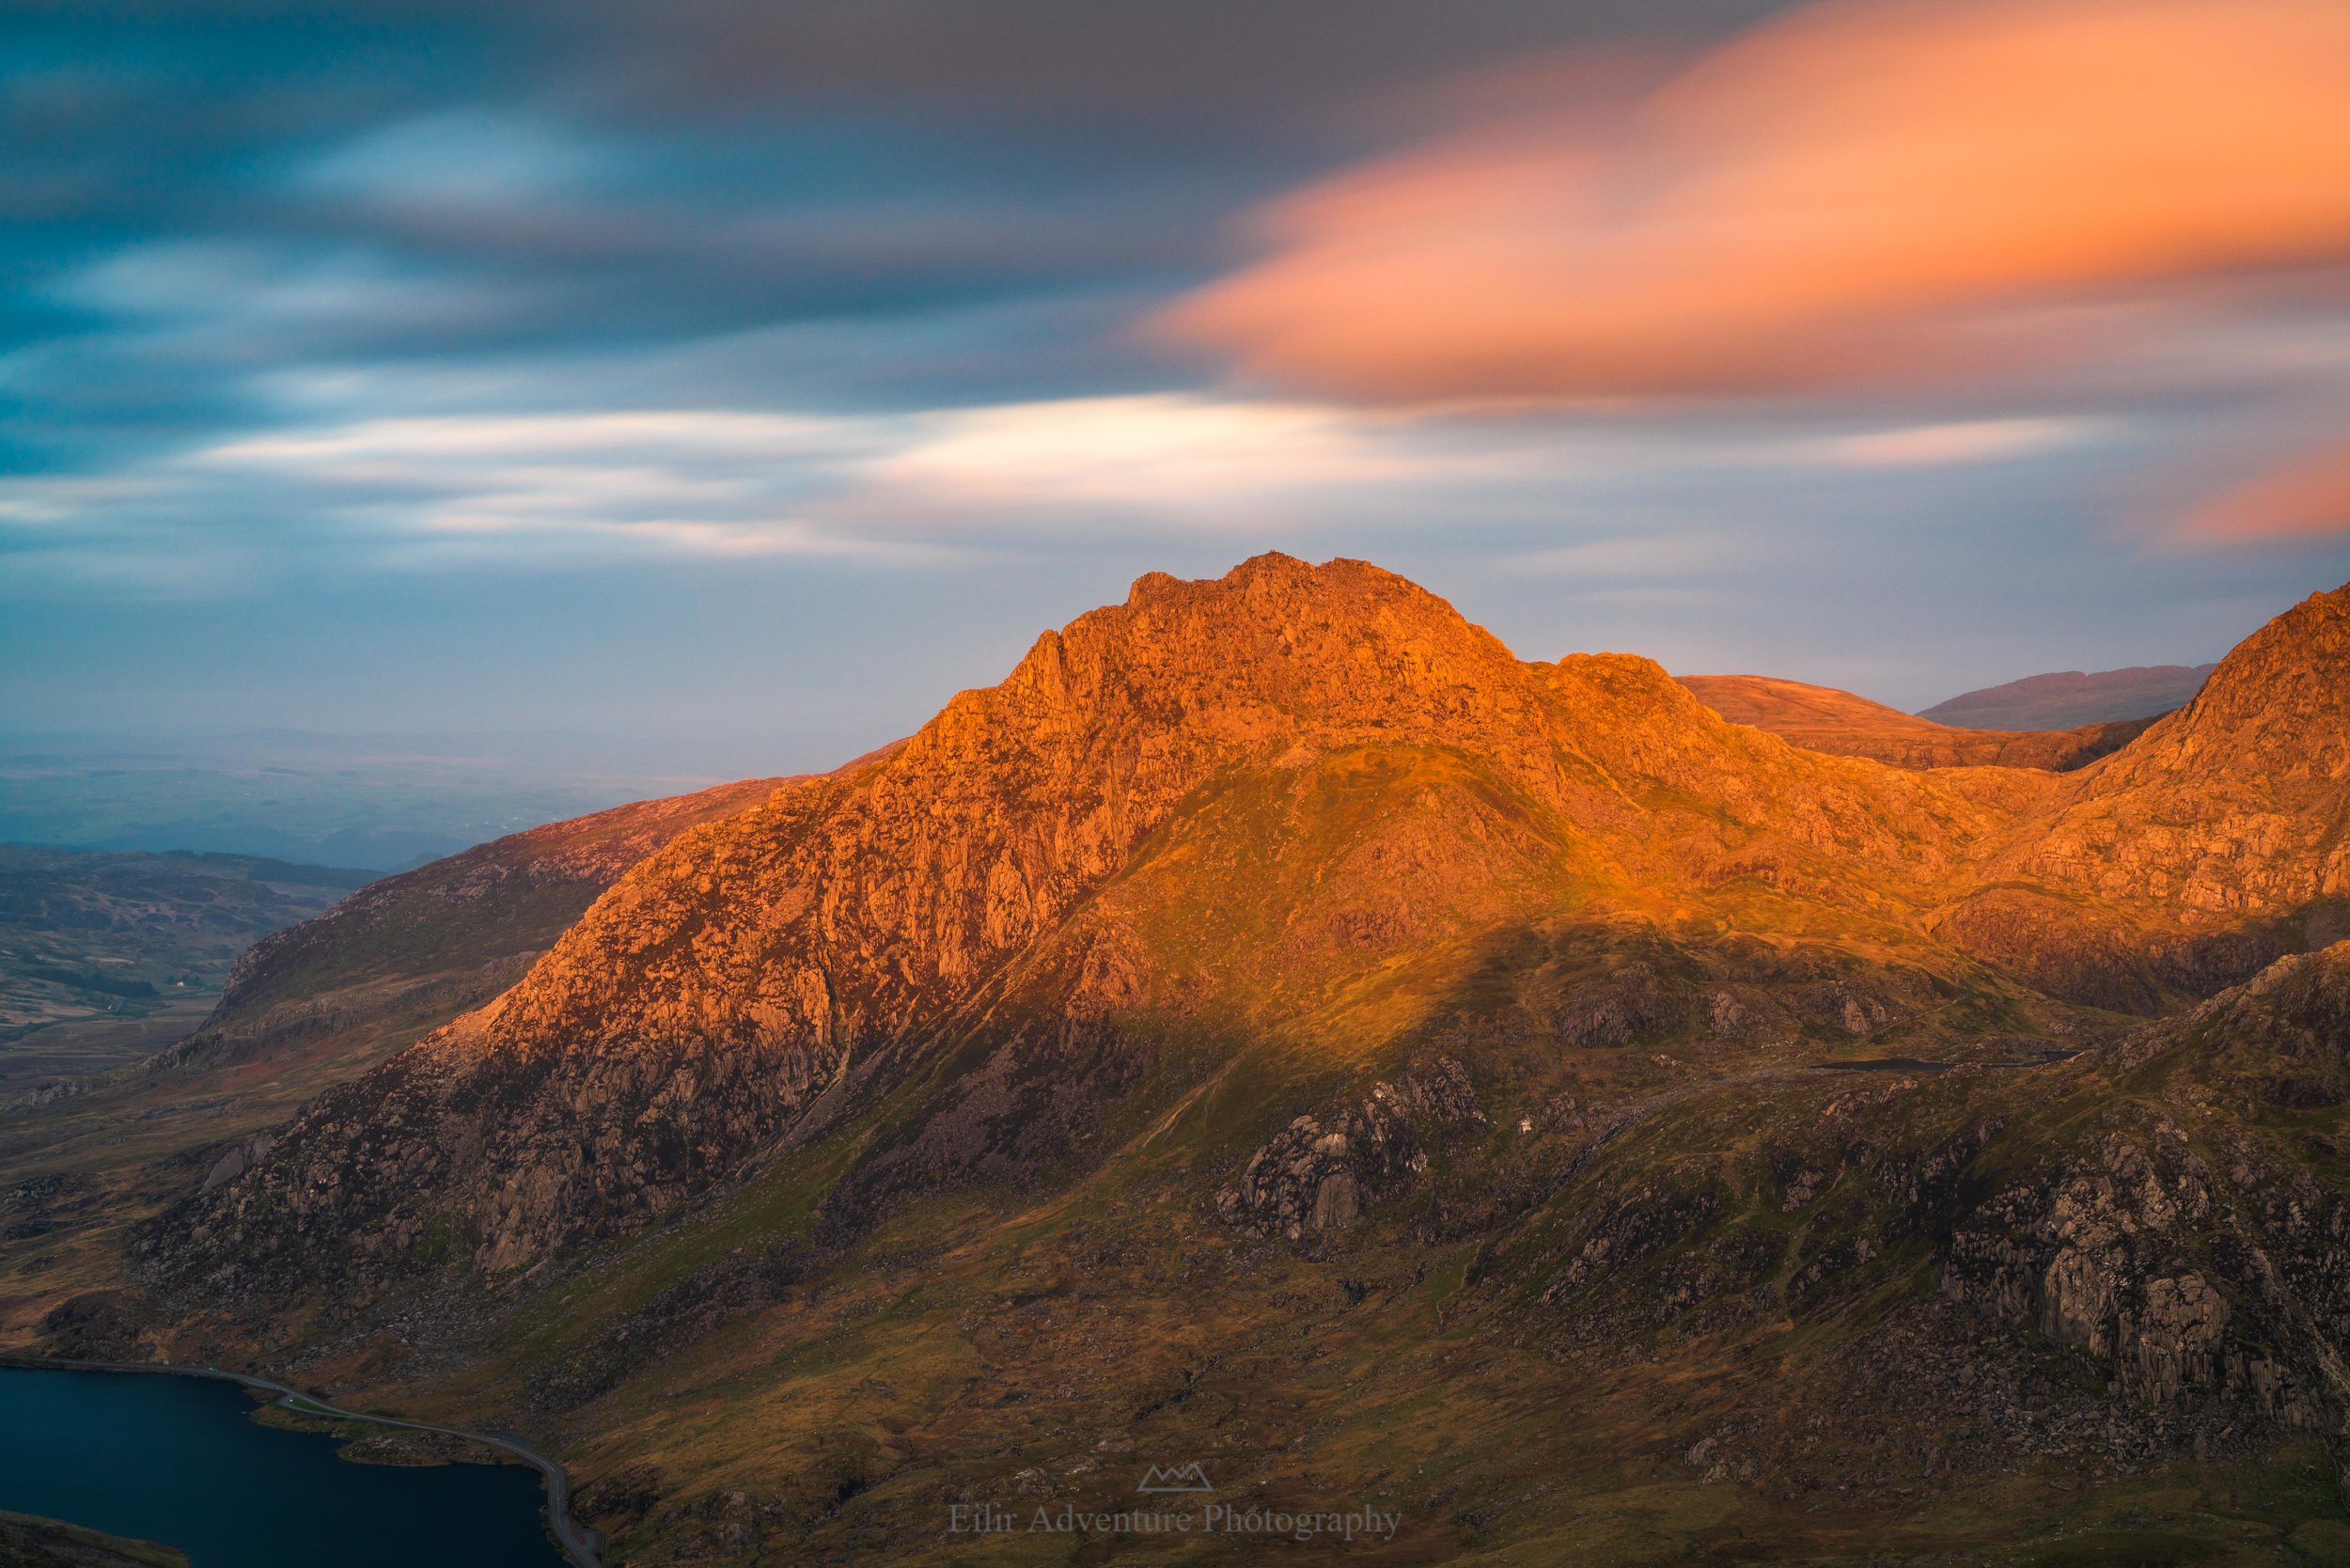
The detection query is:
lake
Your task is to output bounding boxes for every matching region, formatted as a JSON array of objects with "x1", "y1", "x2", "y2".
[{"x1": 0, "y1": 1365, "x2": 566, "y2": 1567}]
